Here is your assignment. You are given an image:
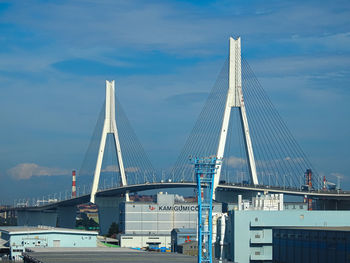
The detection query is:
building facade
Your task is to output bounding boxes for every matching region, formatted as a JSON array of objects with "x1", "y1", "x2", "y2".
[
  {"x1": 120, "y1": 192, "x2": 222, "y2": 236},
  {"x1": 119, "y1": 234, "x2": 171, "y2": 249},
  {"x1": 118, "y1": 192, "x2": 221, "y2": 249},
  {"x1": 223, "y1": 210, "x2": 350, "y2": 263},
  {"x1": 171, "y1": 228, "x2": 197, "y2": 252},
  {"x1": 0, "y1": 226, "x2": 97, "y2": 260}
]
